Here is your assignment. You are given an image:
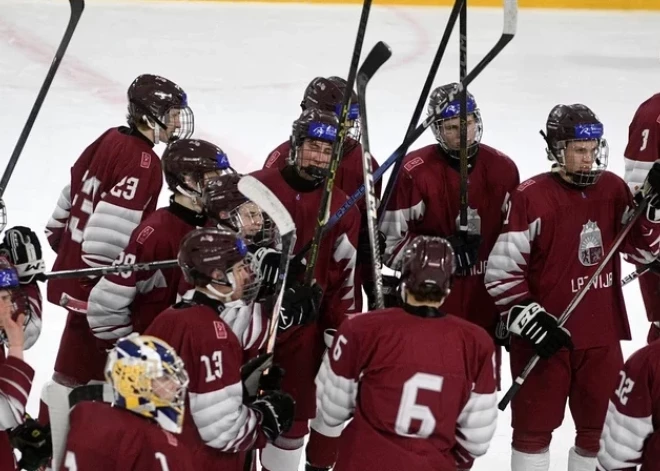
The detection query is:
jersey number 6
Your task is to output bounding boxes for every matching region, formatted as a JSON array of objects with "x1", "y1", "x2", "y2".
[{"x1": 395, "y1": 373, "x2": 443, "y2": 439}]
